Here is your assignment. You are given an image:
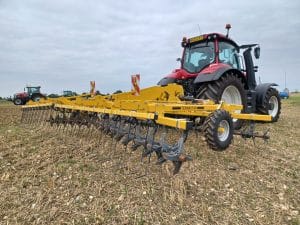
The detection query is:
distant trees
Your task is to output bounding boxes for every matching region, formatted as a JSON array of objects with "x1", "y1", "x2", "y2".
[
  {"x1": 0, "y1": 97, "x2": 13, "y2": 101},
  {"x1": 113, "y1": 90, "x2": 122, "y2": 94}
]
